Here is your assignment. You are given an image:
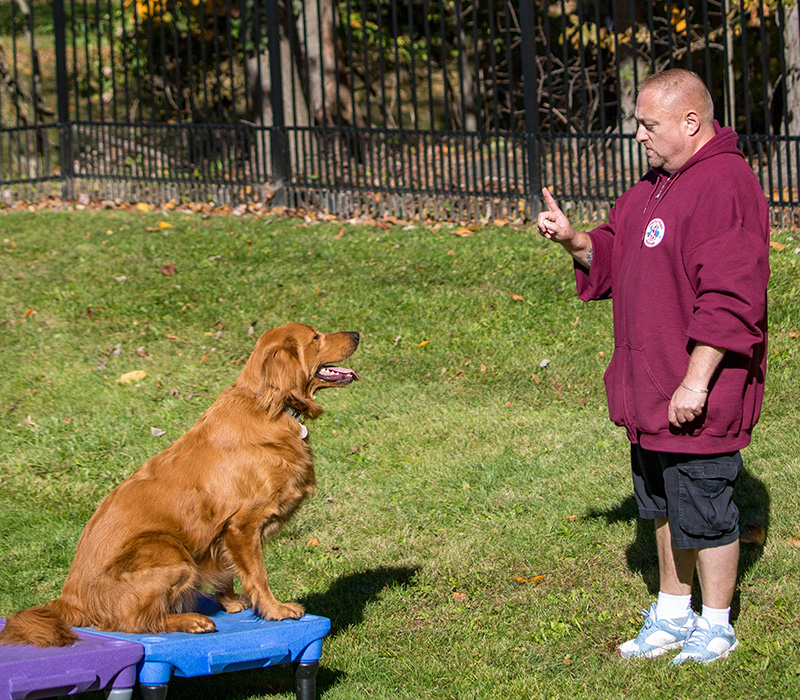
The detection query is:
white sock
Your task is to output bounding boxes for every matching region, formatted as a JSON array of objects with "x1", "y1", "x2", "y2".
[
  {"x1": 701, "y1": 605, "x2": 731, "y2": 628},
  {"x1": 656, "y1": 591, "x2": 692, "y2": 621}
]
